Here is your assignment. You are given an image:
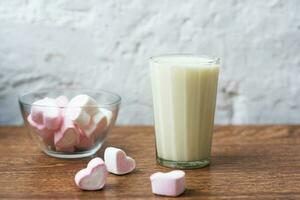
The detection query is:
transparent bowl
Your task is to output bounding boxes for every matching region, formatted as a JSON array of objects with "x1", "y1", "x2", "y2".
[{"x1": 19, "y1": 89, "x2": 121, "y2": 159}]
